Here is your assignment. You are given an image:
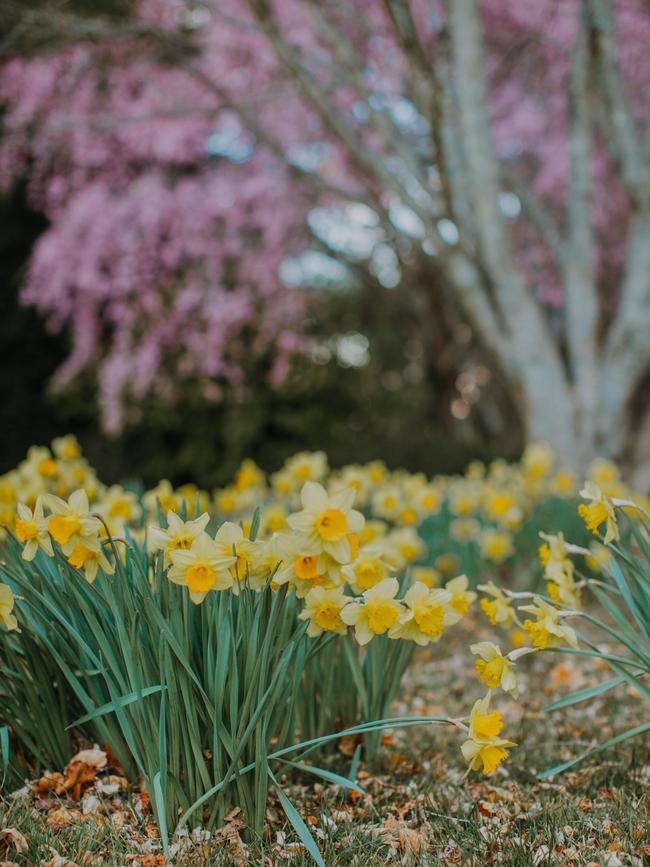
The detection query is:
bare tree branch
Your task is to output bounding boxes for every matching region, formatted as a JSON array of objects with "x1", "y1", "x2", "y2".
[
  {"x1": 447, "y1": 0, "x2": 585, "y2": 450},
  {"x1": 447, "y1": 0, "x2": 529, "y2": 320},
  {"x1": 242, "y1": 0, "x2": 434, "y2": 223},
  {"x1": 562, "y1": 0, "x2": 599, "y2": 440},
  {"x1": 448, "y1": 2, "x2": 565, "y2": 339},
  {"x1": 588, "y1": 0, "x2": 646, "y2": 204},
  {"x1": 592, "y1": 0, "x2": 650, "y2": 446},
  {"x1": 0, "y1": 3, "x2": 174, "y2": 61},
  {"x1": 601, "y1": 215, "x2": 650, "y2": 447},
  {"x1": 298, "y1": 0, "x2": 435, "y2": 199},
  {"x1": 507, "y1": 179, "x2": 566, "y2": 264}
]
